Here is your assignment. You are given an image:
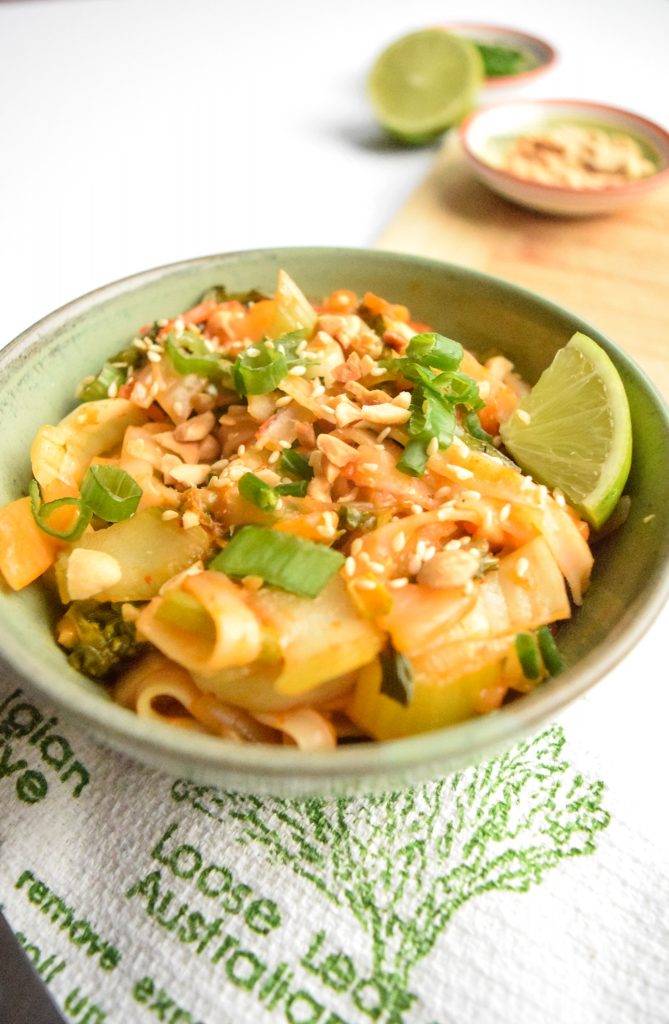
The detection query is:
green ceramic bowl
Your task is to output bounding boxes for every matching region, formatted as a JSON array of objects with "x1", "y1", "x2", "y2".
[{"x1": 1, "y1": 248, "x2": 668, "y2": 795}]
